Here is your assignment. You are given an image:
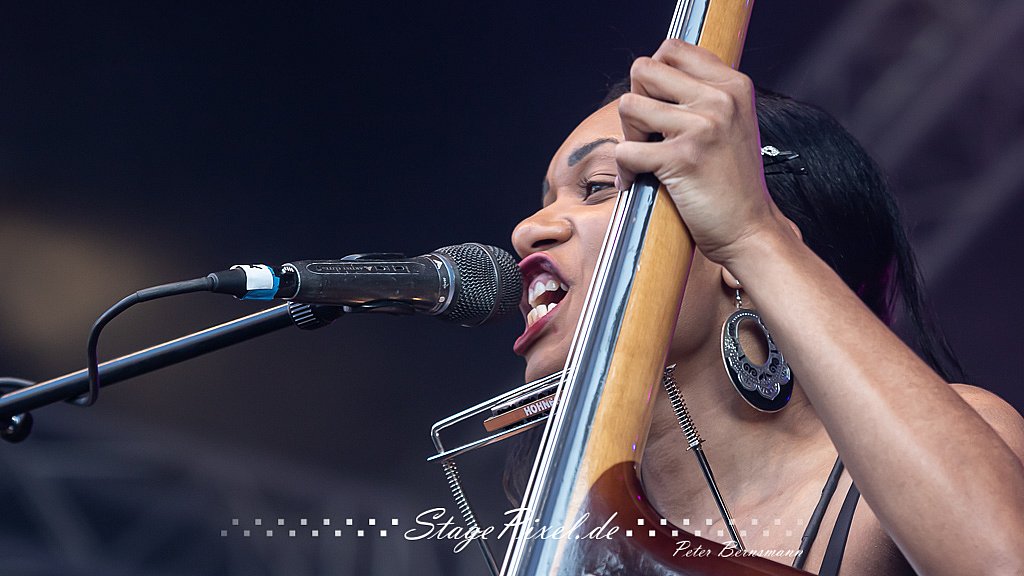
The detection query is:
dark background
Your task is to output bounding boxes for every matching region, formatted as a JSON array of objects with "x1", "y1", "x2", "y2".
[{"x1": 1, "y1": 1, "x2": 1021, "y2": 574}]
